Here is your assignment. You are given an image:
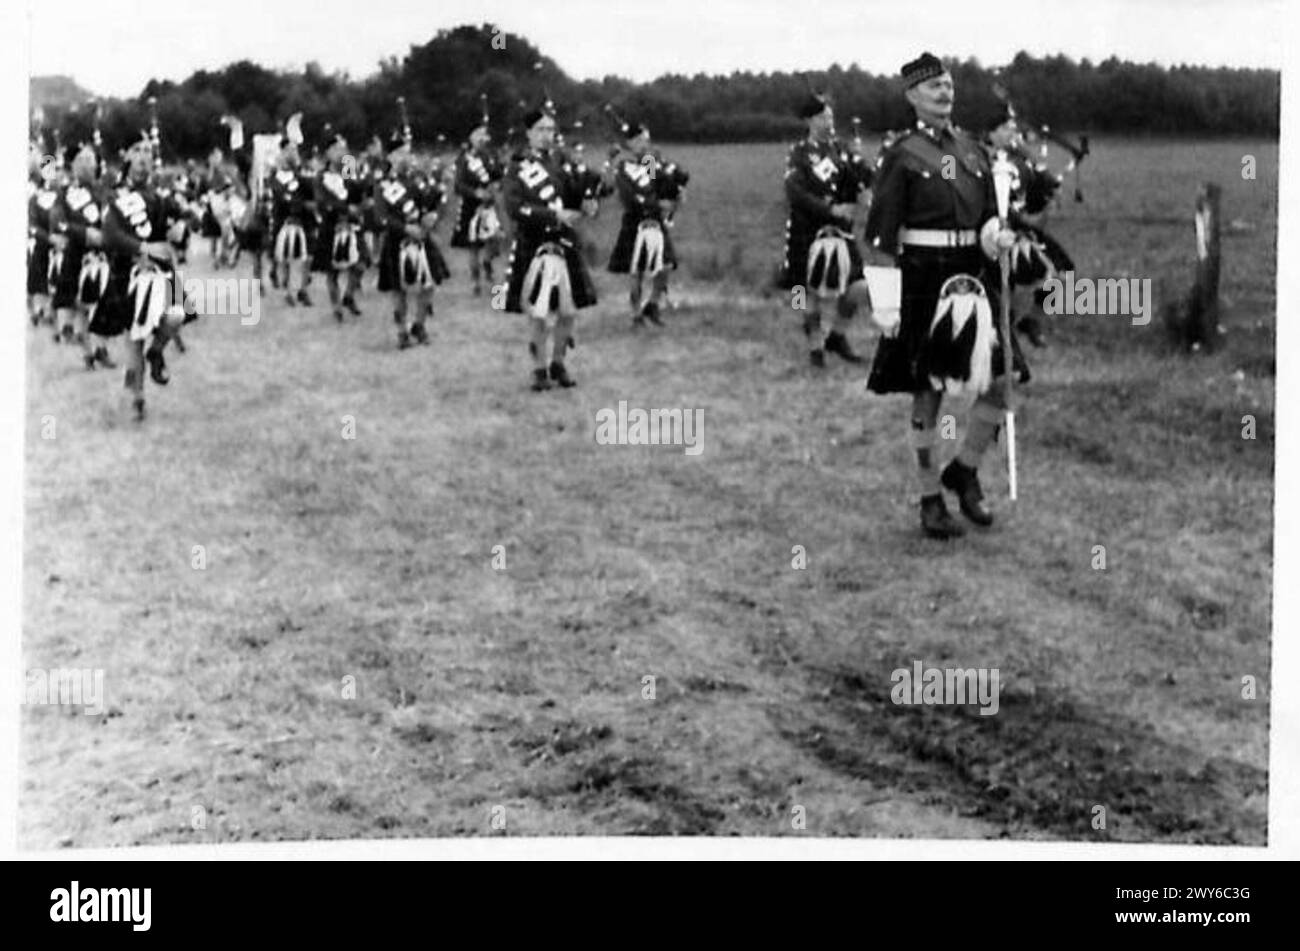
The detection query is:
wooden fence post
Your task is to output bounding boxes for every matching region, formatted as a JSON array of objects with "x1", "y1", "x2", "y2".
[{"x1": 1188, "y1": 182, "x2": 1222, "y2": 349}]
